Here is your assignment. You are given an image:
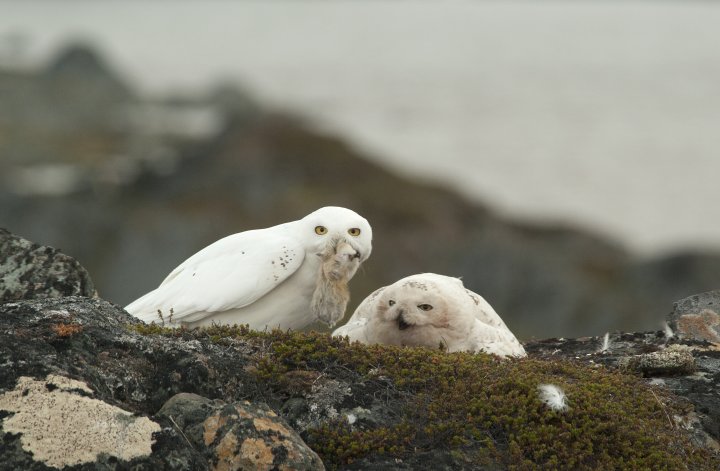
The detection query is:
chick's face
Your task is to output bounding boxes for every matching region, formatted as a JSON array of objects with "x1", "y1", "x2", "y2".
[
  {"x1": 370, "y1": 281, "x2": 466, "y2": 348},
  {"x1": 378, "y1": 287, "x2": 447, "y2": 329}
]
